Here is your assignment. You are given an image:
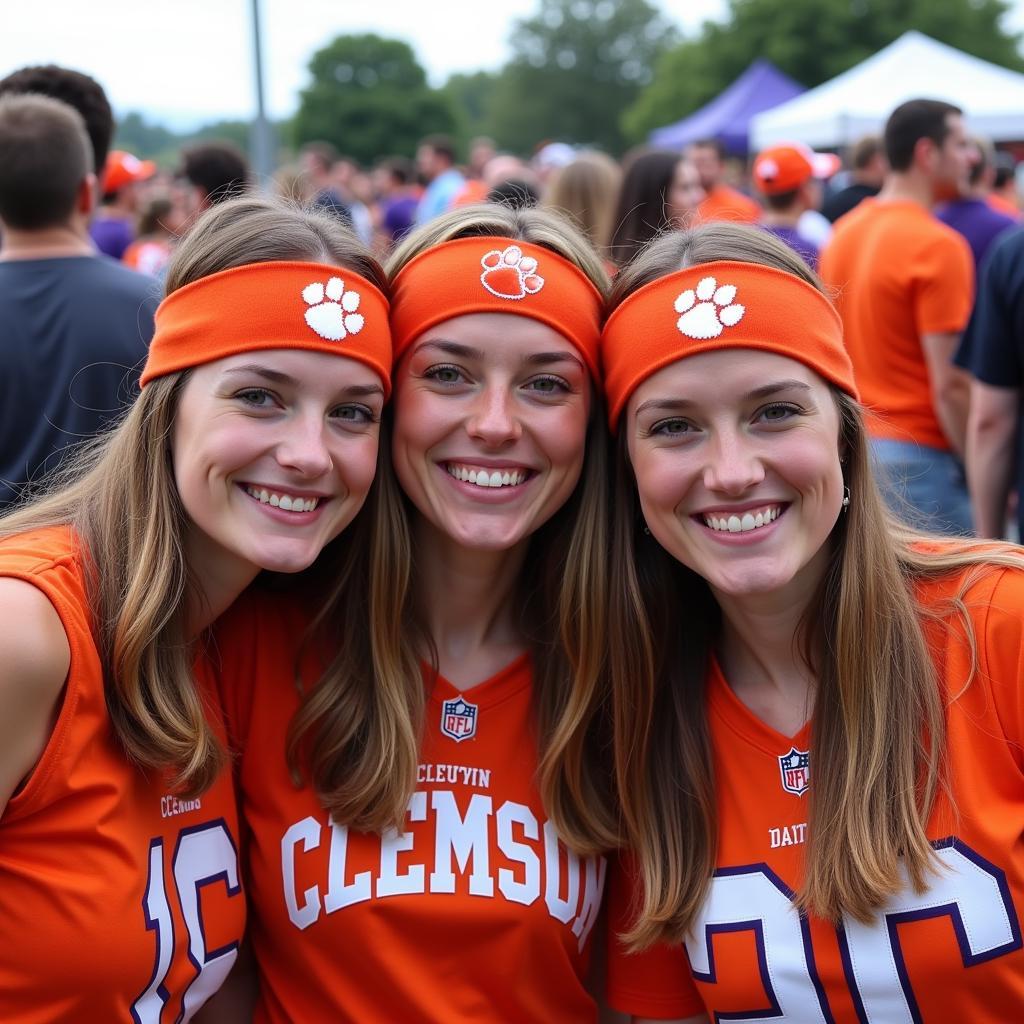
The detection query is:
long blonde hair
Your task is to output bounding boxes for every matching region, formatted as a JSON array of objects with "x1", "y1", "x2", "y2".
[
  {"x1": 608, "y1": 224, "x2": 1024, "y2": 946},
  {"x1": 0, "y1": 196, "x2": 386, "y2": 797},
  {"x1": 287, "y1": 204, "x2": 617, "y2": 854},
  {"x1": 543, "y1": 151, "x2": 622, "y2": 257}
]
